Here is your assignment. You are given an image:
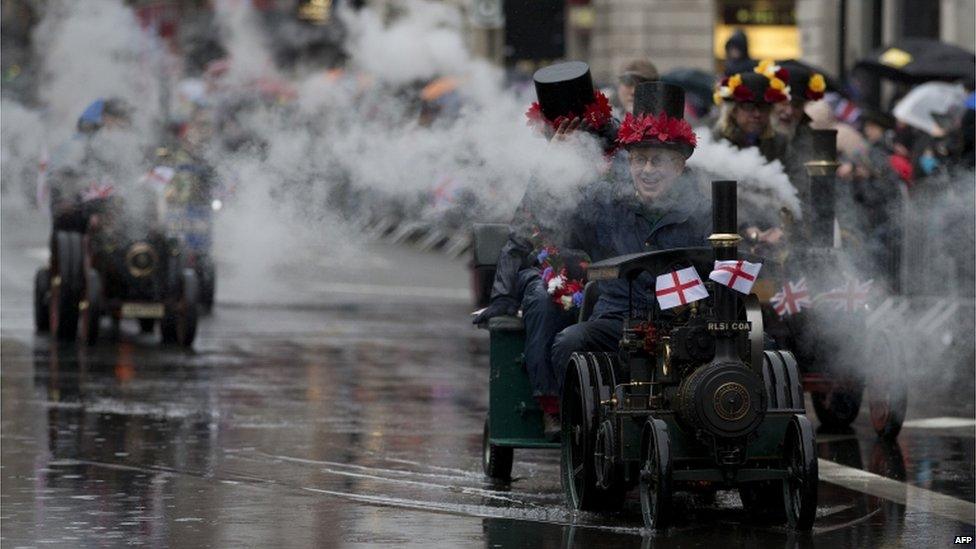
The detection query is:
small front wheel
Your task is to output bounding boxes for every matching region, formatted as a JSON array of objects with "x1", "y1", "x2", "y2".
[
  {"x1": 482, "y1": 415, "x2": 513, "y2": 481},
  {"x1": 639, "y1": 418, "x2": 672, "y2": 530}
]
